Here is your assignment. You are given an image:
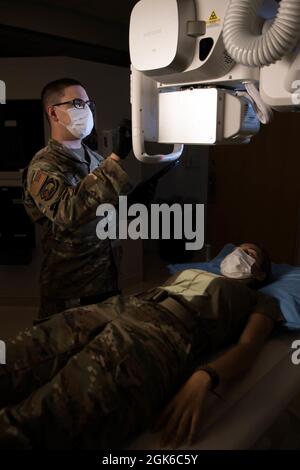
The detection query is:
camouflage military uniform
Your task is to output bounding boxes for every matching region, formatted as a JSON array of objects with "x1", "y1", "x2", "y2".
[
  {"x1": 0, "y1": 270, "x2": 282, "y2": 449},
  {"x1": 23, "y1": 138, "x2": 131, "y2": 318},
  {"x1": 0, "y1": 294, "x2": 198, "y2": 449}
]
